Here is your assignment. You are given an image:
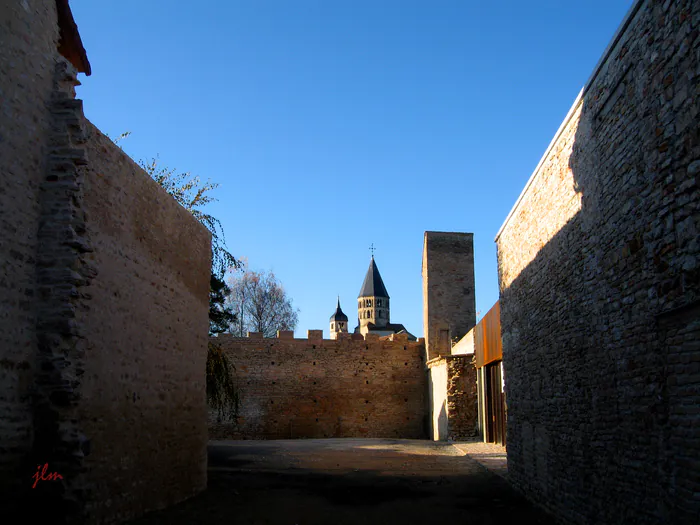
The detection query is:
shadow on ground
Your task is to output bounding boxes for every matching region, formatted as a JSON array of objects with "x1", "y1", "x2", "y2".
[{"x1": 126, "y1": 439, "x2": 557, "y2": 525}]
